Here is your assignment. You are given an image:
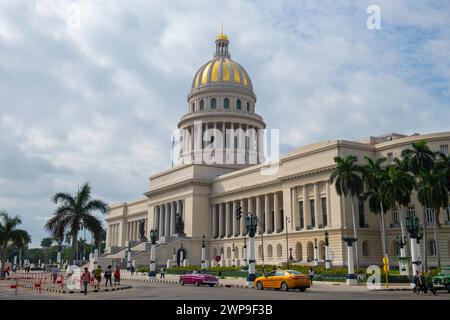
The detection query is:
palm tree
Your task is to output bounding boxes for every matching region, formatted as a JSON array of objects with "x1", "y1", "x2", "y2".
[
  {"x1": 330, "y1": 155, "x2": 364, "y2": 268},
  {"x1": 402, "y1": 140, "x2": 435, "y2": 271},
  {"x1": 361, "y1": 156, "x2": 389, "y2": 257},
  {"x1": 381, "y1": 163, "x2": 416, "y2": 254},
  {"x1": 417, "y1": 168, "x2": 448, "y2": 268},
  {"x1": 45, "y1": 182, "x2": 109, "y2": 262},
  {"x1": 0, "y1": 211, "x2": 31, "y2": 279}
]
